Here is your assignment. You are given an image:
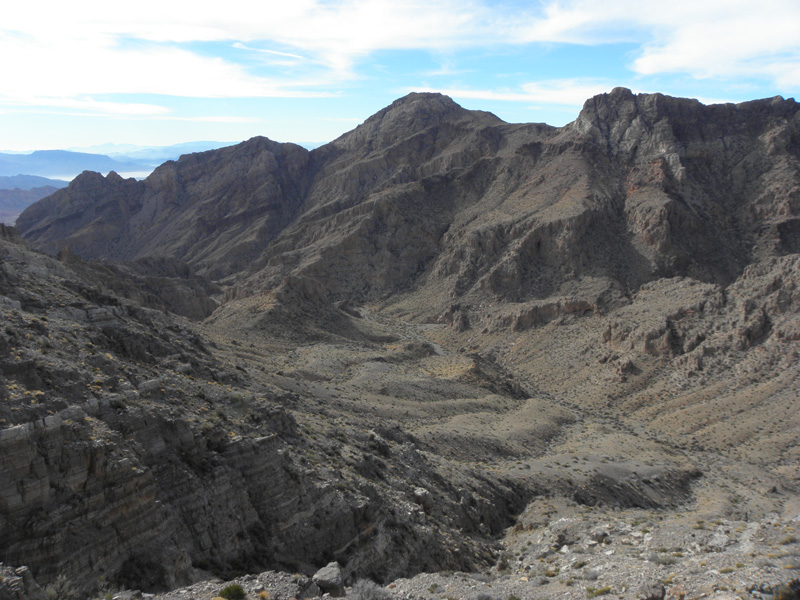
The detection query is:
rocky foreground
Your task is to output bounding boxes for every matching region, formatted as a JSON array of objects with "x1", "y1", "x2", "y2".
[{"x1": 4, "y1": 507, "x2": 800, "y2": 600}]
